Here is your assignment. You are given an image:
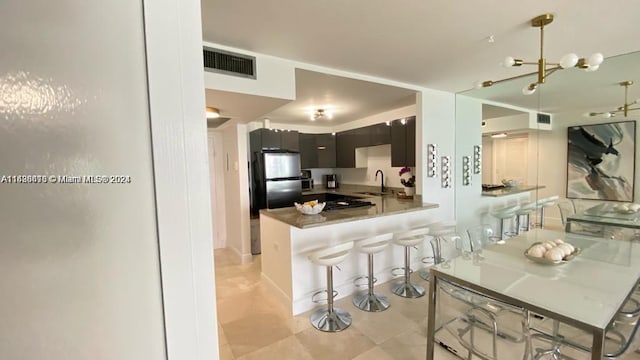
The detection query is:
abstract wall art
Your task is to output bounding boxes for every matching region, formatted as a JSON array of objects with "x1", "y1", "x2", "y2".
[{"x1": 567, "y1": 120, "x2": 636, "y2": 201}]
